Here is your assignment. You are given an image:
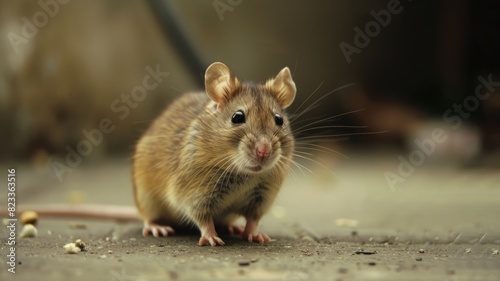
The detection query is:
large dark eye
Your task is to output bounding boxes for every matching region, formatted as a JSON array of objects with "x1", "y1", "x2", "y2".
[
  {"x1": 274, "y1": 113, "x2": 284, "y2": 126},
  {"x1": 232, "y1": 110, "x2": 246, "y2": 124}
]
